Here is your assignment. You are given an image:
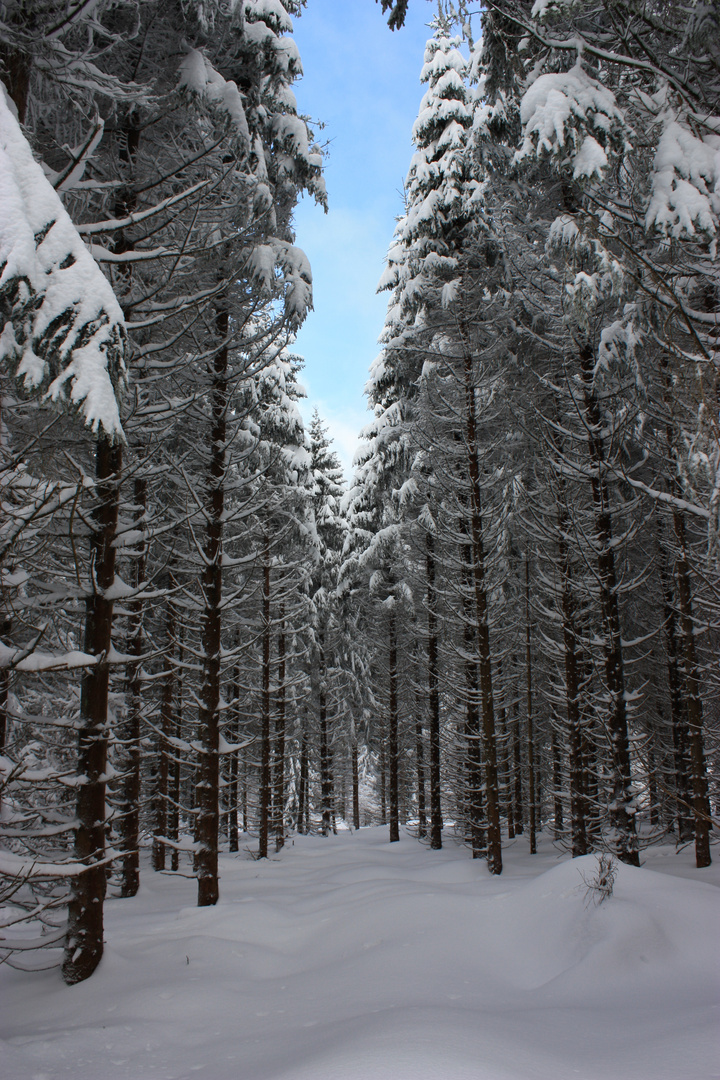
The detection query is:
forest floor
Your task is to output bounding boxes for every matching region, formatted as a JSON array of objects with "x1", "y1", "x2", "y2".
[{"x1": 0, "y1": 826, "x2": 718, "y2": 1080}]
